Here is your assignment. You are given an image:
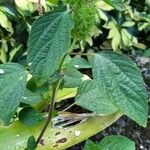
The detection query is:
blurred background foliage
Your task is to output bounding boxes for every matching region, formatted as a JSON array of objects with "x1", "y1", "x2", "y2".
[{"x1": 0, "y1": 0, "x2": 150, "y2": 65}]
